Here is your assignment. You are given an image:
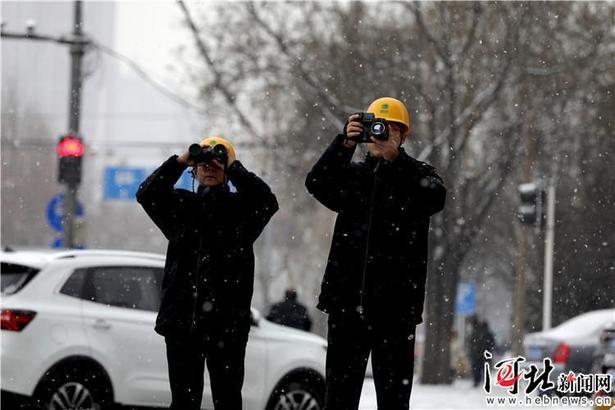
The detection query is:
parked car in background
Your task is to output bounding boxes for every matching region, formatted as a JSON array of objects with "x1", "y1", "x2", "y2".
[
  {"x1": 523, "y1": 308, "x2": 615, "y2": 393},
  {"x1": 1, "y1": 249, "x2": 326, "y2": 410},
  {"x1": 592, "y1": 320, "x2": 615, "y2": 410},
  {"x1": 596, "y1": 320, "x2": 615, "y2": 373}
]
